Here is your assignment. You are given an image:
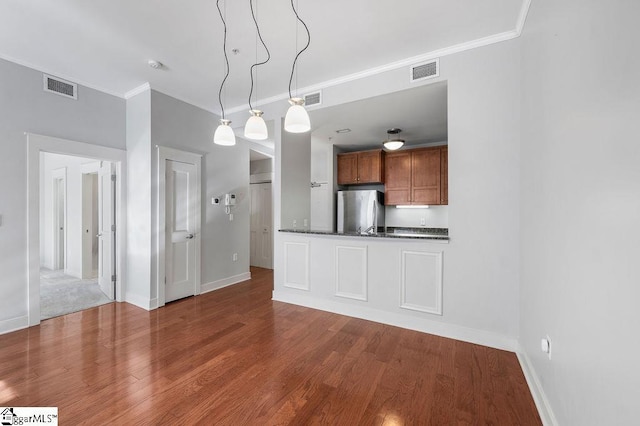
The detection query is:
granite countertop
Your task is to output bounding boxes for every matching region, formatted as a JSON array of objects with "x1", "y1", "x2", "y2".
[{"x1": 279, "y1": 227, "x2": 449, "y2": 241}]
